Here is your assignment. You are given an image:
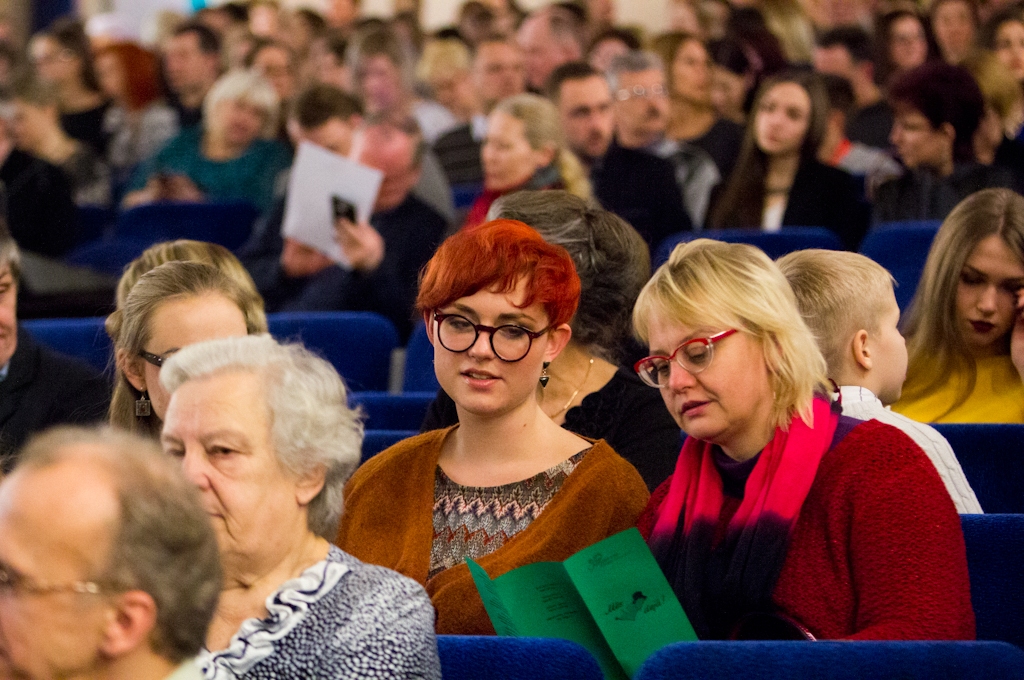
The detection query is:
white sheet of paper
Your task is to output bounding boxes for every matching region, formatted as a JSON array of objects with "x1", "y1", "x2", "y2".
[{"x1": 281, "y1": 141, "x2": 383, "y2": 267}]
